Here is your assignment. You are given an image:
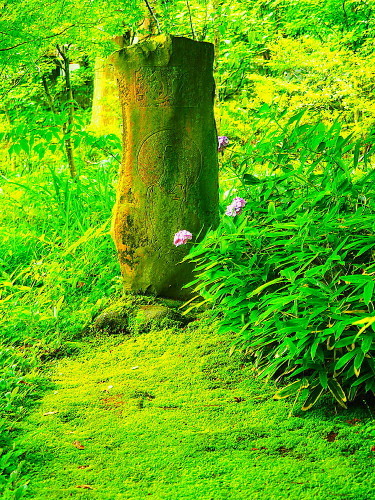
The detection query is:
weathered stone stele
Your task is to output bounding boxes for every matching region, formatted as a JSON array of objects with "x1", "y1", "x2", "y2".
[{"x1": 111, "y1": 35, "x2": 219, "y2": 299}]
